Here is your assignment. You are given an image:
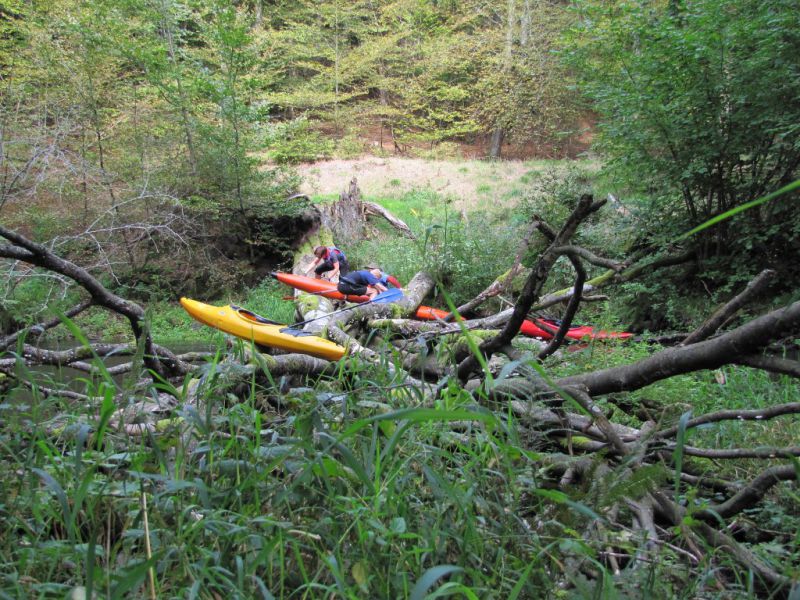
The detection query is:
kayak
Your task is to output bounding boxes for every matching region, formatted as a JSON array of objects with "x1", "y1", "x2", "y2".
[
  {"x1": 520, "y1": 317, "x2": 633, "y2": 341},
  {"x1": 271, "y1": 272, "x2": 371, "y2": 303},
  {"x1": 180, "y1": 297, "x2": 346, "y2": 361},
  {"x1": 417, "y1": 309, "x2": 630, "y2": 340},
  {"x1": 272, "y1": 272, "x2": 445, "y2": 321},
  {"x1": 270, "y1": 272, "x2": 632, "y2": 341}
]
